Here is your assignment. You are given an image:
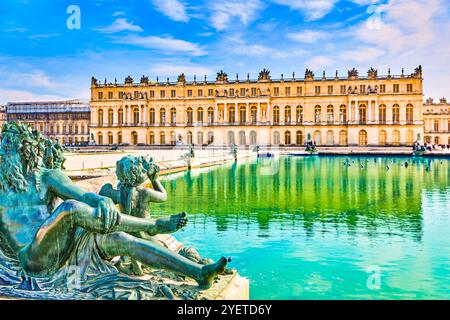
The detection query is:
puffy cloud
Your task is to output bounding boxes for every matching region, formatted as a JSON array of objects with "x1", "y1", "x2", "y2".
[{"x1": 151, "y1": 0, "x2": 189, "y2": 22}]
